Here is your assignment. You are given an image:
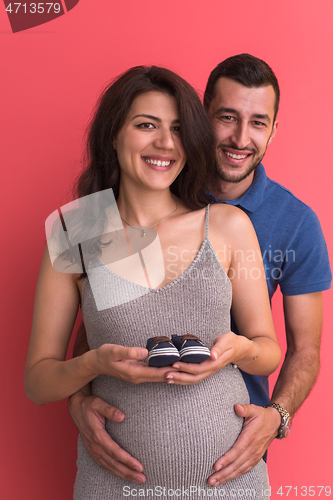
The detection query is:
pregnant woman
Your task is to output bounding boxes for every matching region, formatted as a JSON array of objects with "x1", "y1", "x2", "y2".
[{"x1": 25, "y1": 66, "x2": 281, "y2": 499}]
